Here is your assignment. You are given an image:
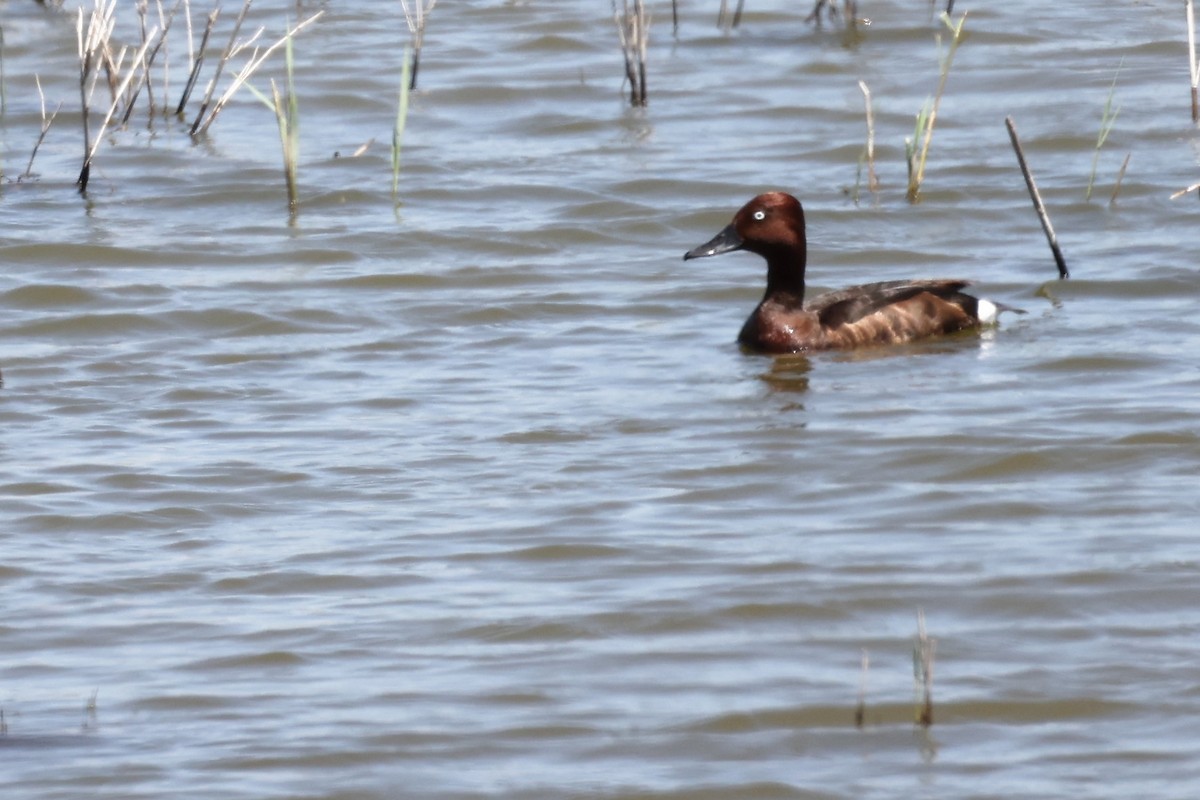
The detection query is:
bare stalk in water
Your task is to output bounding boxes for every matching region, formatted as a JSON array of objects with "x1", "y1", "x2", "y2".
[
  {"x1": 177, "y1": 3, "x2": 220, "y2": 115},
  {"x1": 23, "y1": 75, "x2": 63, "y2": 180},
  {"x1": 857, "y1": 80, "x2": 879, "y2": 199},
  {"x1": 907, "y1": 10, "x2": 968, "y2": 203},
  {"x1": 191, "y1": 10, "x2": 323, "y2": 137},
  {"x1": 1188, "y1": 0, "x2": 1199, "y2": 122},
  {"x1": 400, "y1": 0, "x2": 439, "y2": 92},
  {"x1": 1005, "y1": 115, "x2": 1070, "y2": 279},
  {"x1": 716, "y1": 0, "x2": 747, "y2": 30},
  {"x1": 188, "y1": 0, "x2": 255, "y2": 136},
  {"x1": 912, "y1": 610, "x2": 936, "y2": 728},
  {"x1": 854, "y1": 648, "x2": 869, "y2": 729},
  {"x1": 612, "y1": 0, "x2": 649, "y2": 107}
]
